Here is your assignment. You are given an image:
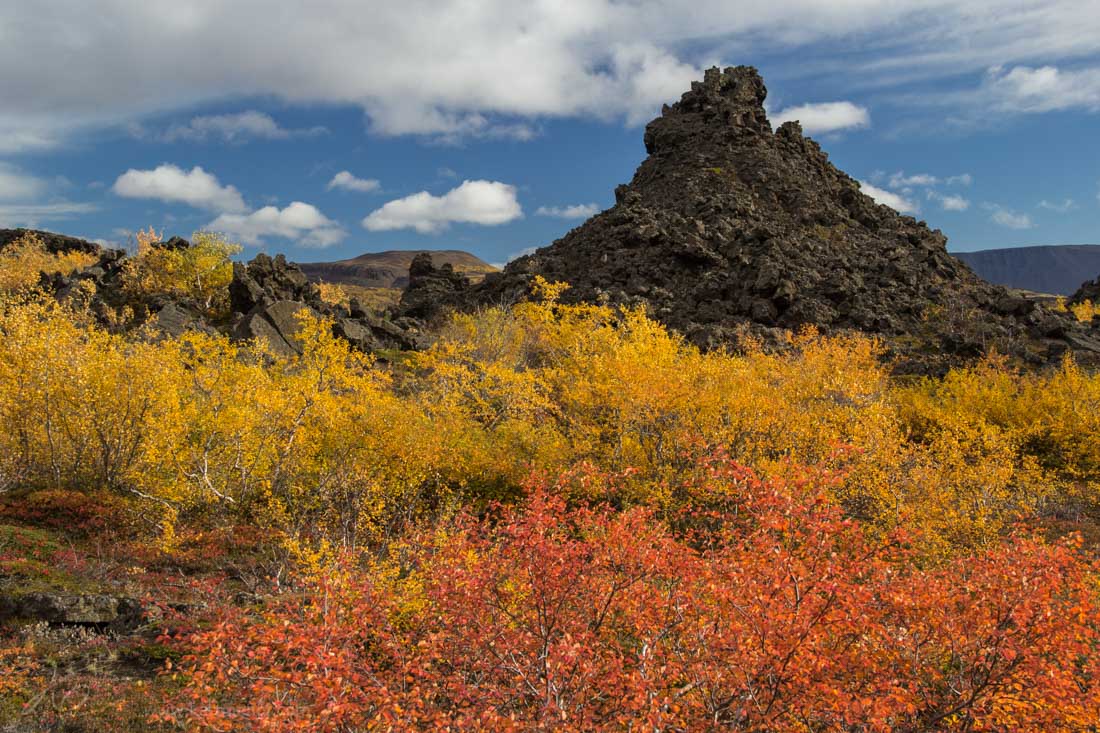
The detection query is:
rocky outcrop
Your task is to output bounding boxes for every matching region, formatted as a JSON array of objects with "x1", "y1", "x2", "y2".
[
  {"x1": 230, "y1": 252, "x2": 421, "y2": 355},
  {"x1": 33, "y1": 236, "x2": 422, "y2": 355},
  {"x1": 396, "y1": 252, "x2": 475, "y2": 323},
  {"x1": 470, "y1": 66, "x2": 1100, "y2": 373},
  {"x1": 0, "y1": 228, "x2": 100, "y2": 256},
  {"x1": 1069, "y1": 274, "x2": 1100, "y2": 305},
  {"x1": 0, "y1": 592, "x2": 144, "y2": 629}
]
